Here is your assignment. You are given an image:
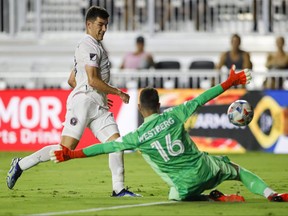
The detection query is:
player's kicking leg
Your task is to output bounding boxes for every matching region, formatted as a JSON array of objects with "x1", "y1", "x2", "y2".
[
  {"x1": 7, "y1": 158, "x2": 23, "y2": 189},
  {"x1": 6, "y1": 144, "x2": 61, "y2": 189}
]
